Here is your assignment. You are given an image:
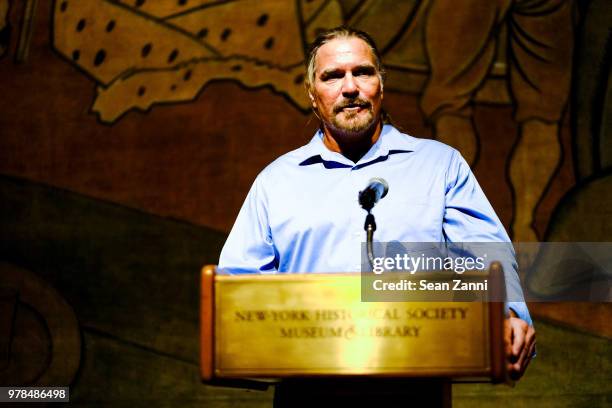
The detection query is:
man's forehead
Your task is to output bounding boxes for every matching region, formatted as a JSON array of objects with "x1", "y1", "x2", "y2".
[{"x1": 315, "y1": 37, "x2": 376, "y2": 72}]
